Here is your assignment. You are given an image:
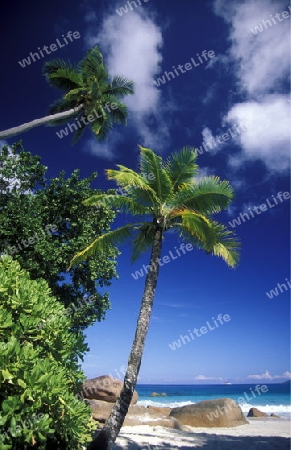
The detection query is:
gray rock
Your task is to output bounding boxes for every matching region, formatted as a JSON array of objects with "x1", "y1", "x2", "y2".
[
  {"x1": 247, "y1": 407, "x2": 268, "y2": 417},
  {"x1": 170, "y1": 398, "x2": 248, "y2": 428},
  {"x1": 81, "y1": 375, "x2": 138, "y2": 404},
  {"x1": 87, "y1": 400, "x2": 186, "y2": 430}
]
